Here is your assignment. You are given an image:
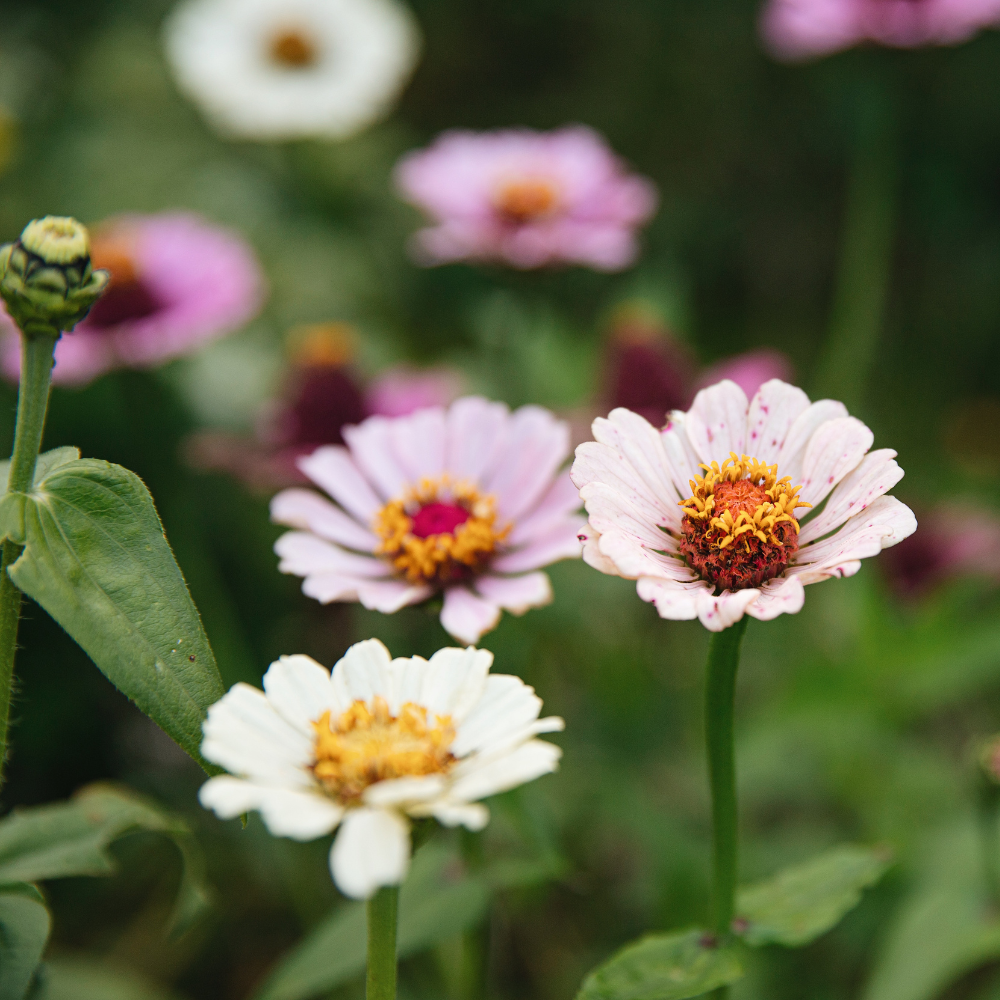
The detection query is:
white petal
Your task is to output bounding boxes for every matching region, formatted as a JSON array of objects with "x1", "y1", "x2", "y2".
[
  {"x1": 635, "y1": 577, "x2": 712, "y2": 620},
  {"x1": 343, "y1": 417, "x2": 409, "y2": 500},
  {"x1": 799, "y1": 448, "x2": 903, "y2": 544},
  {"x1": 330, "y1": 808, "x2": 411, "y2": 900},
  {"x1": 777, "y1": 399, "x2": 849, "y2": 486},
  {"x1": 262, "y1": 654, "x2": 340, "y2": 734},
  {"x1": 440, "y1": 587, "x2": 501, "y2": 644},
  {"x1": 301, "y1": 573, "x2": 365, "y2": 604},
  {"x1": 685, "y1": 380, "x2": 749, "y2": 464},
  {"x1": 200, "y1": 778, "x2": 344, "y2": 840},
  {"x1": 797, "y1": 416, "x2": 874, "y2": 509},
  {"x1": 744, "y1": 576, "x2": 805, "y2": 621},
  {"x1": 490, "y1": 519, "x2": 586, "y2": 573},
  {"x1": 363, "y1": 775, "x2": 448, "y2": 807},
  {"x1": 298, "y1": 446, "x2": 383, "y2": 522},
  {"x1": 331, "y1": 638, "x2": 395, "y2": 706},
  {"x1": 275, "y1": 532, "x2": 389, "y2": 578},
  {"x1": 508, "y1": 473, "x2": 582, "y2": 545},
  {"x1": 659, "y1": 411, "x2": 705, "y2": 503},
  {"x1": 452, "y1": 673, "x2": 545, "y2": 757},
  {"x1": 356, "y1": 579, "x2": 433, "y2": 612},
  {"x1": 744, "y1": 380, "x2": 811, "y2": 464},
  {"x1": 444, "y1": 396, "x2": 509, "y2": 483},
  {"x1": 596, "y1": 527, "x2": 693, "y2": 582},
  {"x1": 448, "y1": 739, "x2": 561, "y2": 802},
  {"x1": 385, "y1": 655, "x2": 429, "y2": 715},
  {"x1": 579, "y1": 524, "x2": 620, "y2": 576},
  {"x1": 270, "y1": 489, "x2": 378, "y2": 551},
  {"x1": 410, "y1": 801, "x2": 490, "y2": 830},
  {"x1": 695, "y1": 588, "x2": 760, "y2": 631},
  {"x1": 418, "y1": 646, "x2": 493, "y2": 721},
  {"x1": 475, "y1": 572, "x2": 552, "y2": 613},
  {"x1": 390, "y1": 407, "x2": 447, "y2": 482}
]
